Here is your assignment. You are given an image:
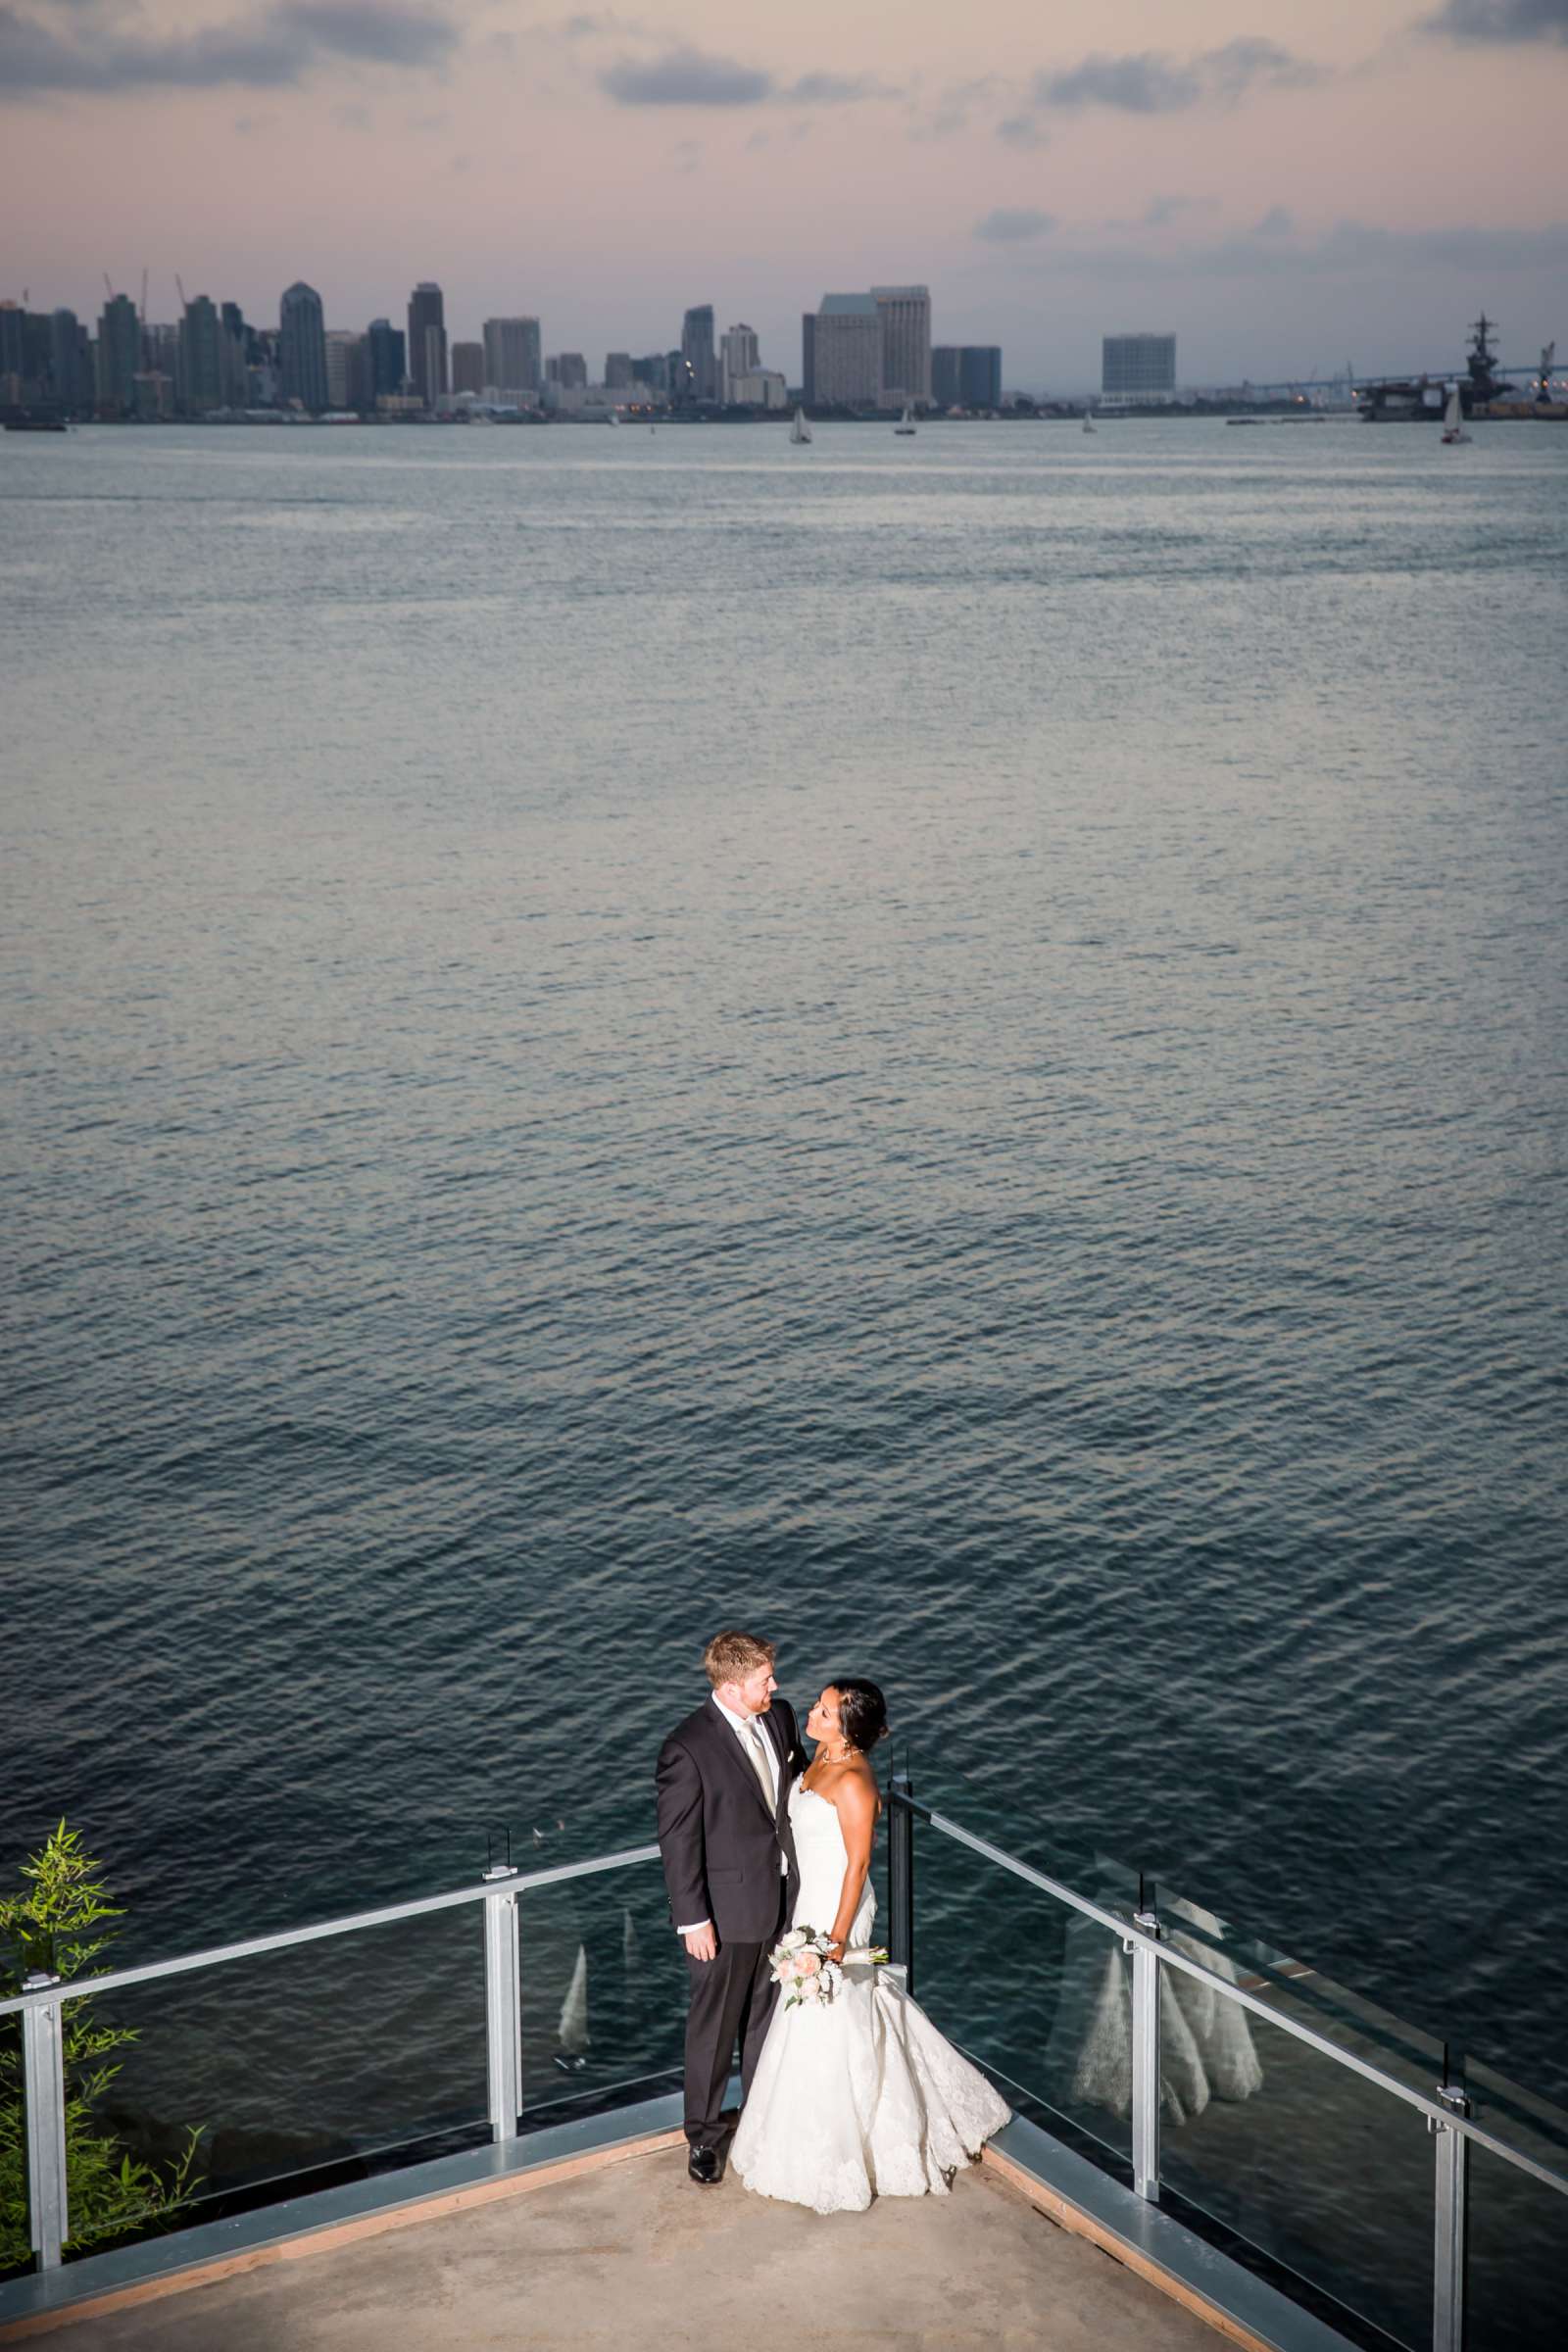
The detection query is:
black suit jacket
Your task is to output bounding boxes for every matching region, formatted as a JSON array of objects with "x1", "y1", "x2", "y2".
[{"x1": 656, "y1": 1696, "x2": 807, "y2": 1945}]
